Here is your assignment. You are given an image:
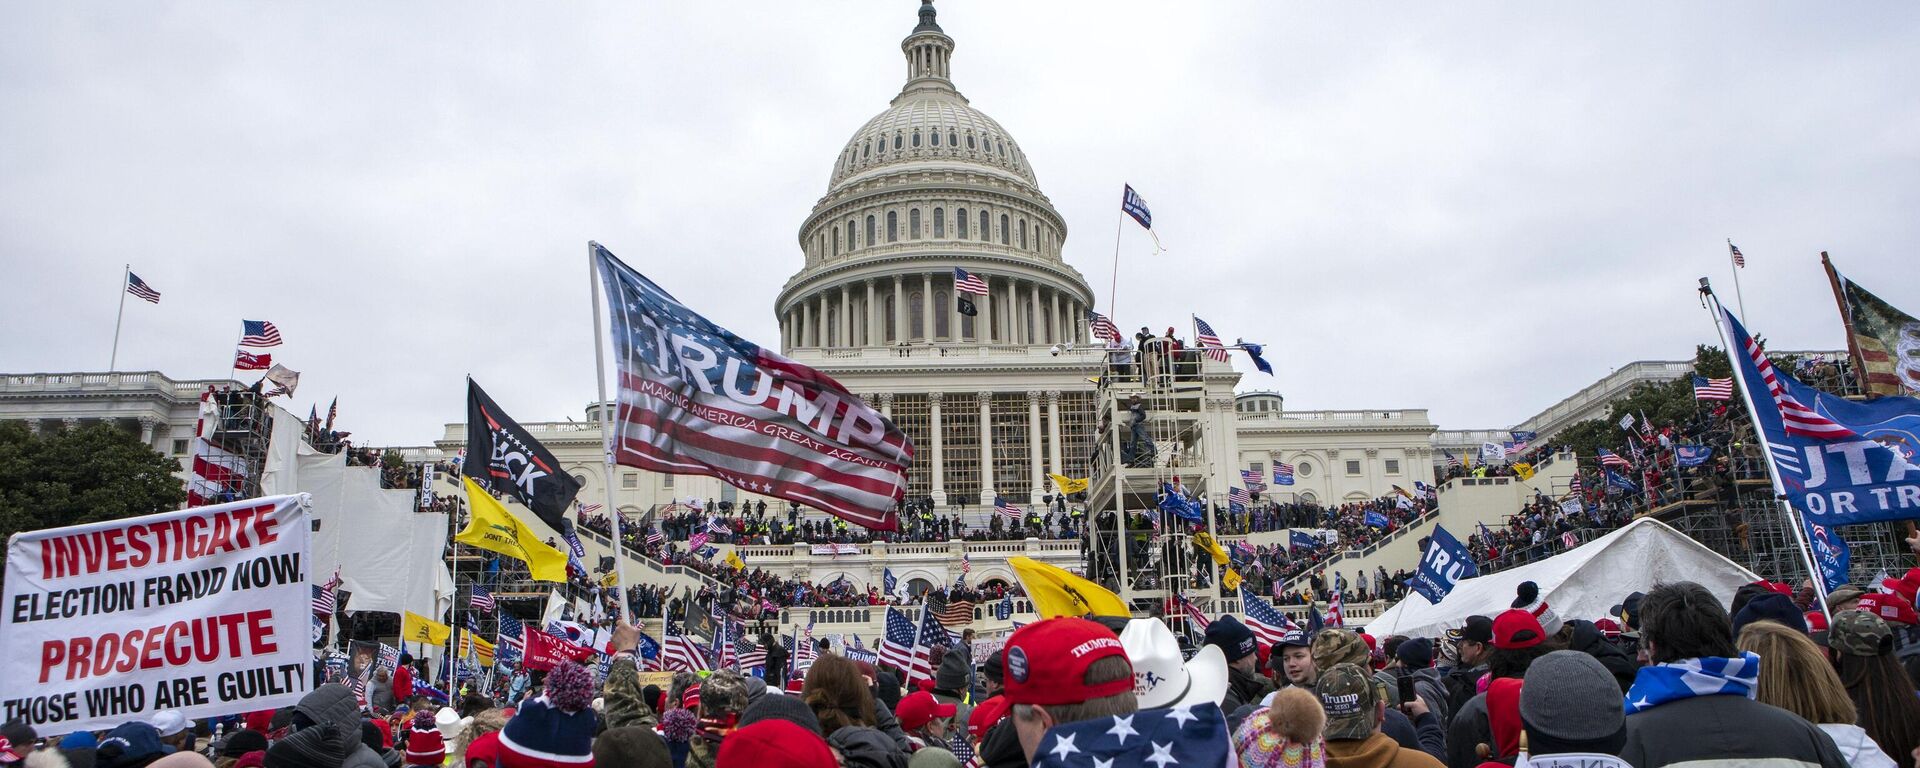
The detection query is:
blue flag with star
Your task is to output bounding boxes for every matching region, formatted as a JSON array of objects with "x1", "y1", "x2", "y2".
[{"x1": 1031, "y1": 703, "x2": 1232, "y2": 768}]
